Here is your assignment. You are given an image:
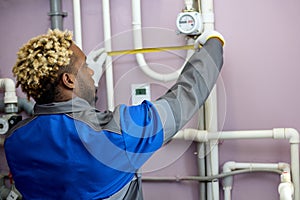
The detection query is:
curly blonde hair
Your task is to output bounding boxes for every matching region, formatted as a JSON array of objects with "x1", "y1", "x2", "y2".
[{"x1": 12, "y1": 29, "x2": 74, "y2": 103}]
